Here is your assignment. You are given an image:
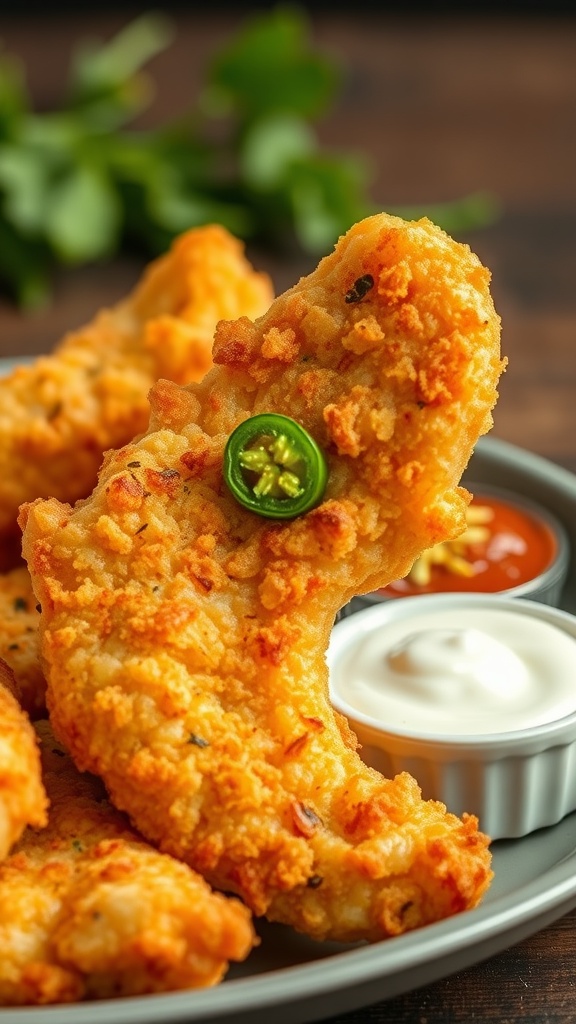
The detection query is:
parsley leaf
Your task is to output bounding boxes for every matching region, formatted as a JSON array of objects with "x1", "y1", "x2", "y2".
[{"x1": 0, "y1": 8, "x2": 498, "y2": 308}]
